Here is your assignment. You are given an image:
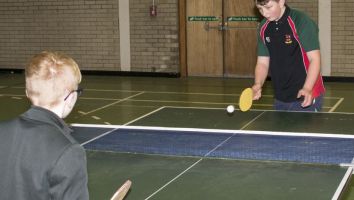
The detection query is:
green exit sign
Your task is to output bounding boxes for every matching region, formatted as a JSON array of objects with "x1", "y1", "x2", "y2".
[
  {"x1": 188, "y1": 16, "x2": 220, "y2": 22},
  {"x1": 227, "y1": 16, "x2": 259, "y2": 22}
]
